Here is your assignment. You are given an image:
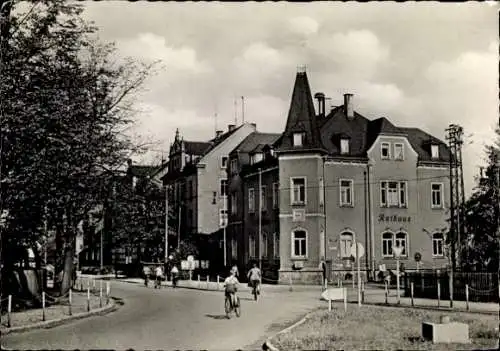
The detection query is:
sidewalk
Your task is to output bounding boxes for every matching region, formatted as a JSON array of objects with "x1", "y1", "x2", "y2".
[{"x1": 119, "y1": 277, "x2": 499, "y2": 315}]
